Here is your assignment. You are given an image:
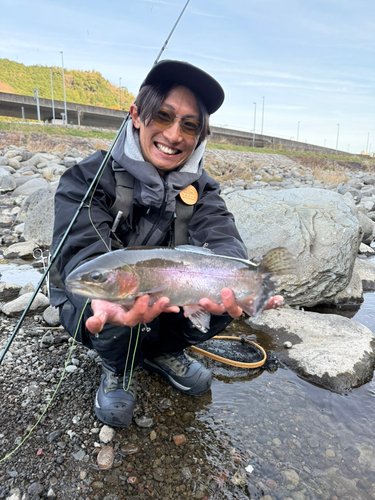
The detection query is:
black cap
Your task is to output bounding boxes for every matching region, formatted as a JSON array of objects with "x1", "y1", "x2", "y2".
[{"x1": 141, "y1": 60, "x2": 225, "y2": 115}]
